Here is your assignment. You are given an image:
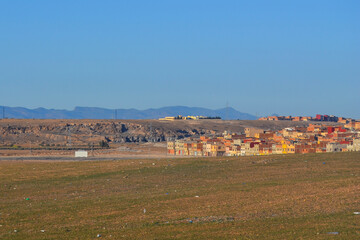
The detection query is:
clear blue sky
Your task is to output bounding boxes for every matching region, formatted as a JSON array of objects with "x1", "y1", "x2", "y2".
[{"x1": 0, "y1": 0, "x2": 359, "y2": 118}]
